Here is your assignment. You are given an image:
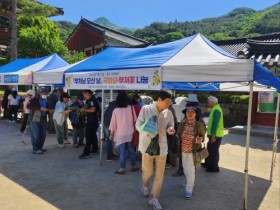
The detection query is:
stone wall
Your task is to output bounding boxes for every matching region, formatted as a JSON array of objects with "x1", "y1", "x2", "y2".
[{"x1": 200, "y1": 103, "x2": 248, "y2": 127}]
